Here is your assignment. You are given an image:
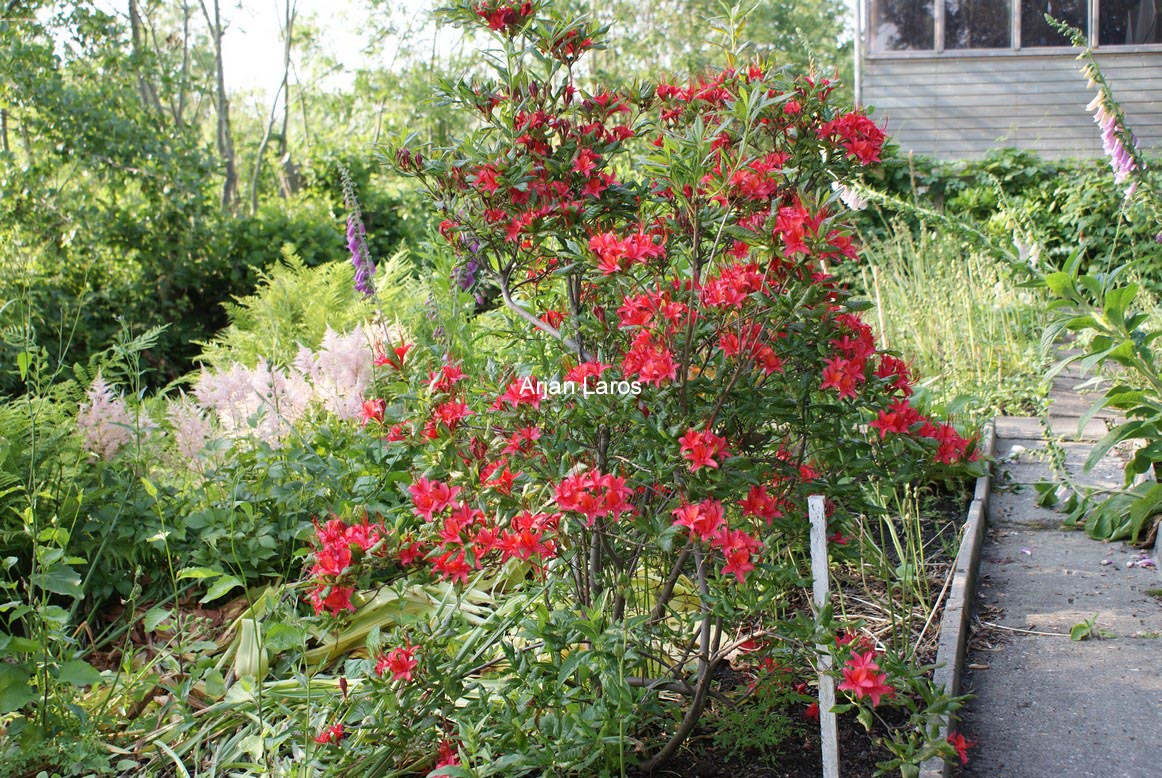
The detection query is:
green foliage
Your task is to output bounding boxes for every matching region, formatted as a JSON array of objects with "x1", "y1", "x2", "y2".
[
  {"x1": 710, "y1": 666, "x2": 809, "y2": 765},
  {"x1": 854, "y1": 223, "x2": 1047, "y2": 417},
  {"x1": 863, "y1": 147, "x2": 1161, "y2": 278},
  {"x1": 196, "y1": 247, "x2": 376, "y2": 370}
]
